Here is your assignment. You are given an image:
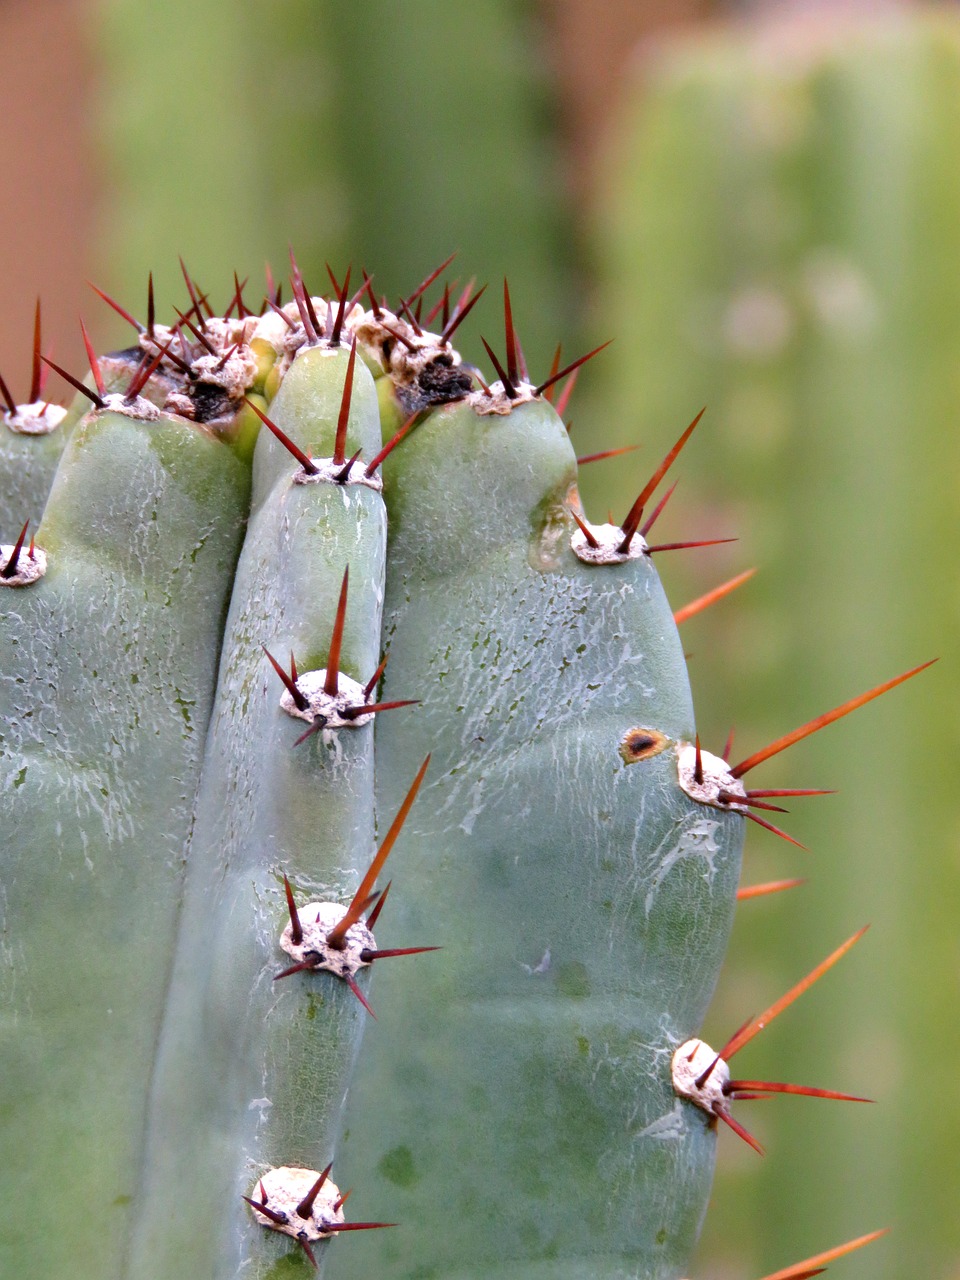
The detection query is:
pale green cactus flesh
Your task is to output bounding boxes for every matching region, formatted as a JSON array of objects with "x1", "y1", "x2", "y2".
[{"x1": 6, "y1": 260, "x2": 912, "y2": 1280}]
